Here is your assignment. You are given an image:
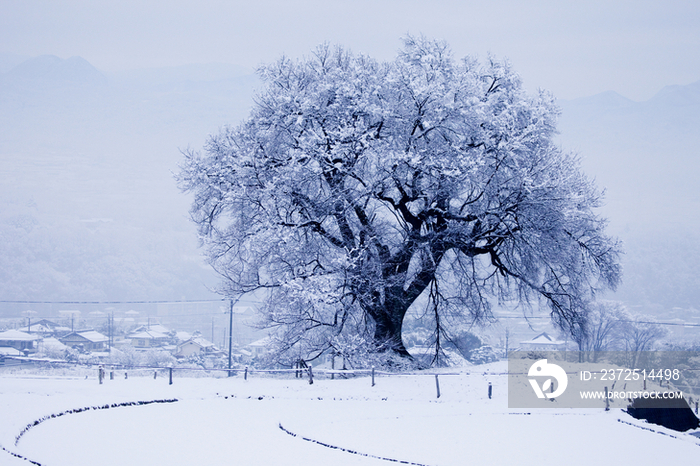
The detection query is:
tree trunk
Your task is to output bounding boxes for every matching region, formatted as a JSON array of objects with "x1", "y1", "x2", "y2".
[{"x1": 370, "y1": 296, "x2": 412, "y2": 358}]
